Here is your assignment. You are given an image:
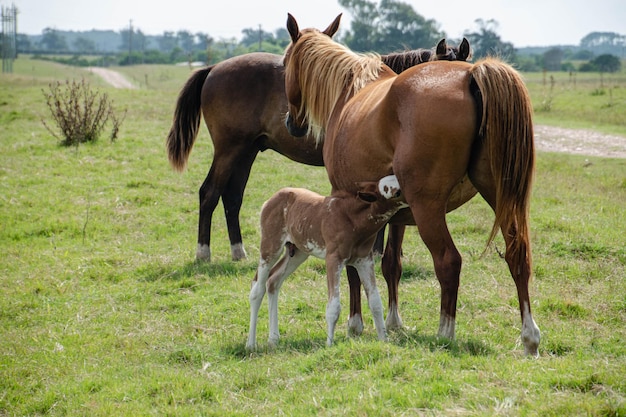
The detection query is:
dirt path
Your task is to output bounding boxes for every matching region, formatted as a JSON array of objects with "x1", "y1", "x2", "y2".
[
  {"x1": 87, "y1": 67, "x2": 137, "y2": 89},
  {"x1": 88, "y1": 67, "x2": 625, "y2": 158}
]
